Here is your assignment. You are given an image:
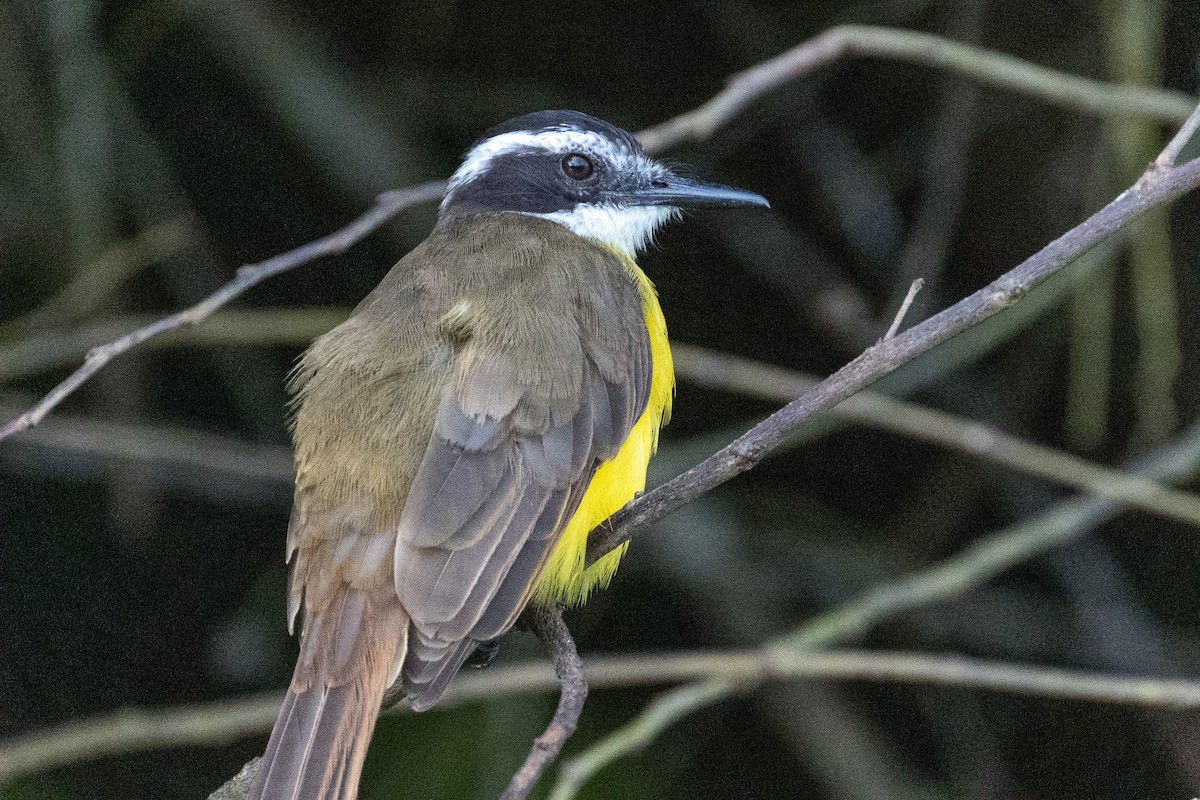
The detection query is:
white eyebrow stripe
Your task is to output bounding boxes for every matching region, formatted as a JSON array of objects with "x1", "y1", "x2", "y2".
[{"x1": 442, "y1": 127, "x2": 640, "y2": 211}]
